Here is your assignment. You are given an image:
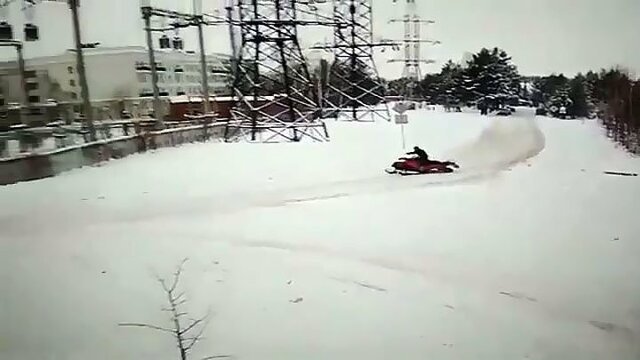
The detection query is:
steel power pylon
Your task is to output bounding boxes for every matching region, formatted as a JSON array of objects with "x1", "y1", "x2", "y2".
[
  {"x1": 311, "y1": 0, "x2": 395, "y2": 122},
  {"x1": 223, "y1": 0, "x2": 329, "y2": 143},
  {"x1": 389, "y1": 0, "x2": 439, "y2": 99}
]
